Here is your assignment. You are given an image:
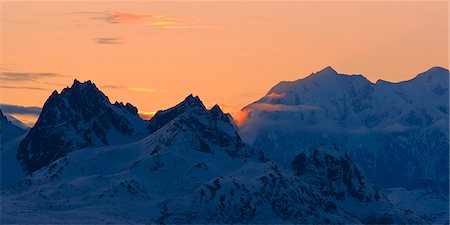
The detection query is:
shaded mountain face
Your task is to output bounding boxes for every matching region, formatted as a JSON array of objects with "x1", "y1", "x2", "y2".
[
  {"x1": 147, "y1": 95, "x2": 251, "y2": 158},
  {"x1": 17, "y1": 80, "x2": 149, "y2": 174},
  {"x1": 240, "y1": 66, "x2": 449, "y2": 192},
  {"x1": 161, "y1": 144, "x2": 411, "y2": 224},
  {"x1": 1, "y1": 110, "x2": 27, "y2": 144},
  {"x1": 2, "y1": 97, "x2": 416, "y2": 223},
  {"x1": 293, "y1": 144, "x2": 376, "y2": 203}
]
